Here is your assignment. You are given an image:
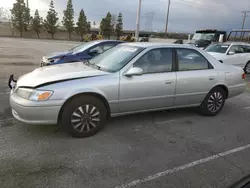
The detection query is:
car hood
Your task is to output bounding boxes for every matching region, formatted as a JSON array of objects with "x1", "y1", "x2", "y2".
[
  {"x1": 16, "y1": 62, "x2": 108, "y2": 88},
  {"x1": 46, "y1": 50, "x2": 73, "y2": 59},
  {"x1": 189, "y1": 39, "x2": 211, "y2": 48},
  {"x1": 206, "y1": 52, "x2": 226, "y2": 60}
]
